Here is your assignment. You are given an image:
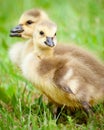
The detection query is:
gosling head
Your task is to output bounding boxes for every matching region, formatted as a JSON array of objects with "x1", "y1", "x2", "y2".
[
  {"x1": 33, "y1": 20, "x2": 57, "y2": 50},
  {"x1": 10, "y1": 9, "x2": 49, "y2": 38}
]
